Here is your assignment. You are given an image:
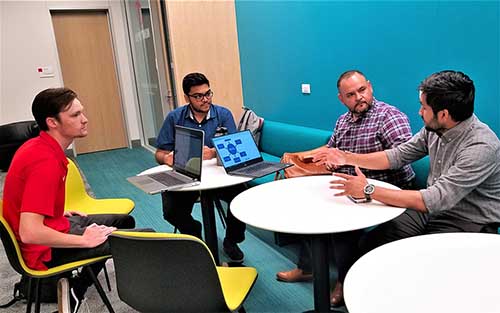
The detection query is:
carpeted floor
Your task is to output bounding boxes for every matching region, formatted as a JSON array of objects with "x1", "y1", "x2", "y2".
[{"x1": 1, "y1": 147, "x2": 348, "y2": 312}]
